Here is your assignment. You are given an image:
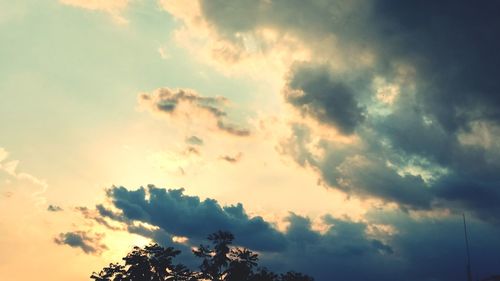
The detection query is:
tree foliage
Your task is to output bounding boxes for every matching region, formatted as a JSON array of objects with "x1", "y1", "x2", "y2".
[{"x1": 91, "y1": 231, "x2": 313, "y2": 281}]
